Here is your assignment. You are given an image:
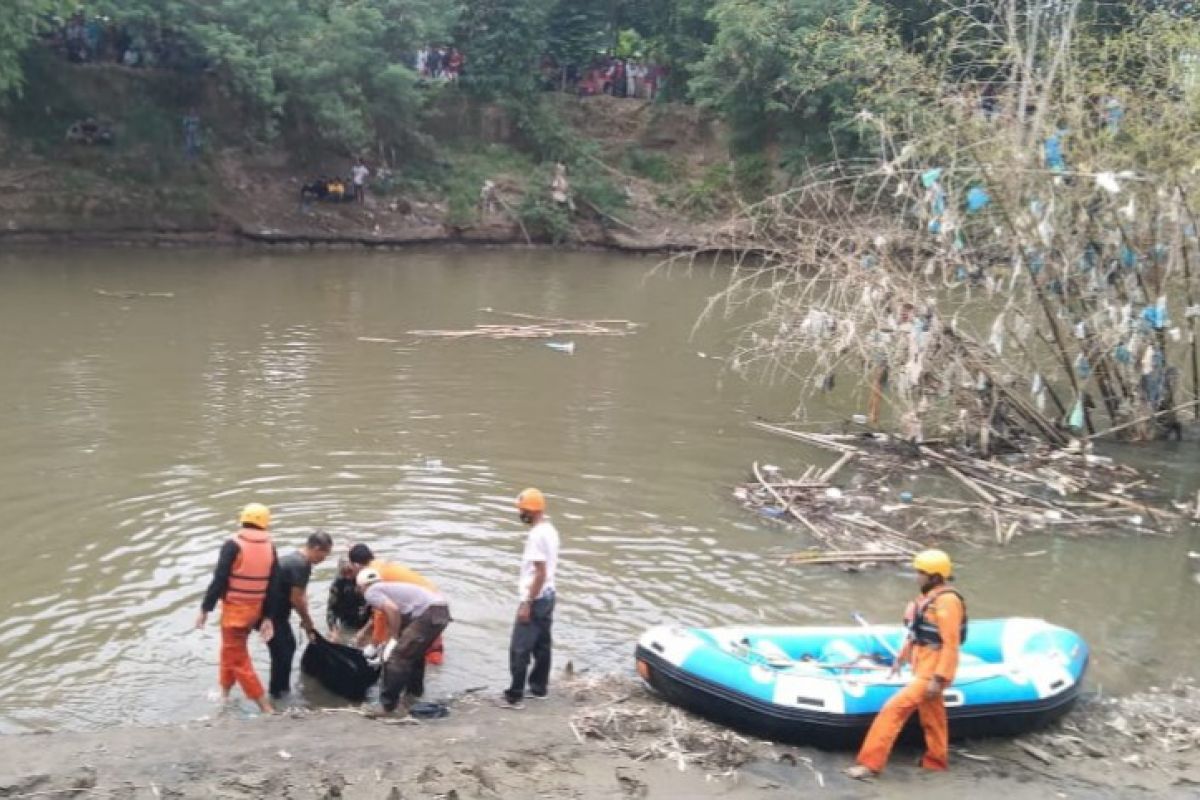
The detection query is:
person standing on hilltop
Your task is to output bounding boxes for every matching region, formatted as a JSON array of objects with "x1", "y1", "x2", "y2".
[
  {"x1": 195, "y1": 503, "x2": 278, "y2": 714},
  {"x1": 503, "y1": 488, "x2": 560, "y2": 709},
  {"x1": 845, "y1": 549, "x2": 966, "y2": 780}
]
